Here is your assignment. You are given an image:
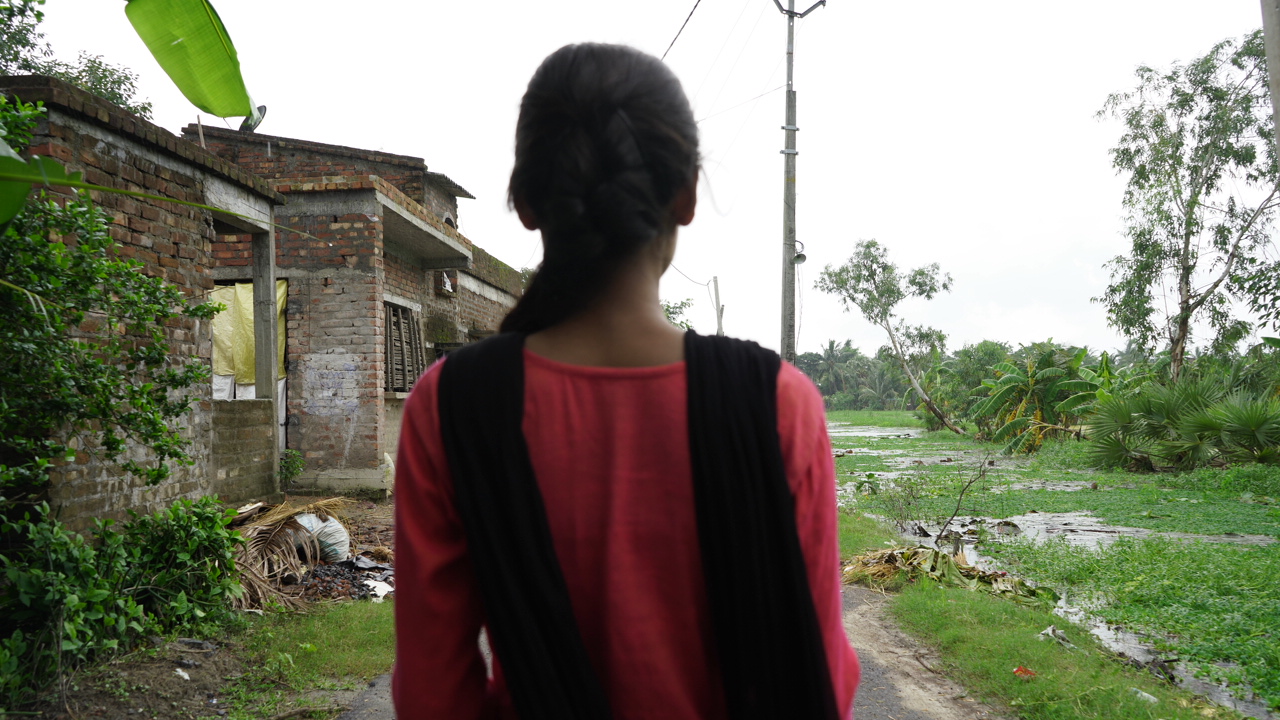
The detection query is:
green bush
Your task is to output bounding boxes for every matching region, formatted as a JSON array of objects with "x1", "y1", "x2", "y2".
[
  {"x1": 119, "y1": 498, "x2": 243, "y2": 631},
  {"x1": 0, "y1": 497, "x2": 242, "y2": 710},
  {"x1": 279, "y1": 448, "x2": 306, "y2": 485},
  {"x1": 1086, "y1": 379, "x2": 1280, "y2": 471}
]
